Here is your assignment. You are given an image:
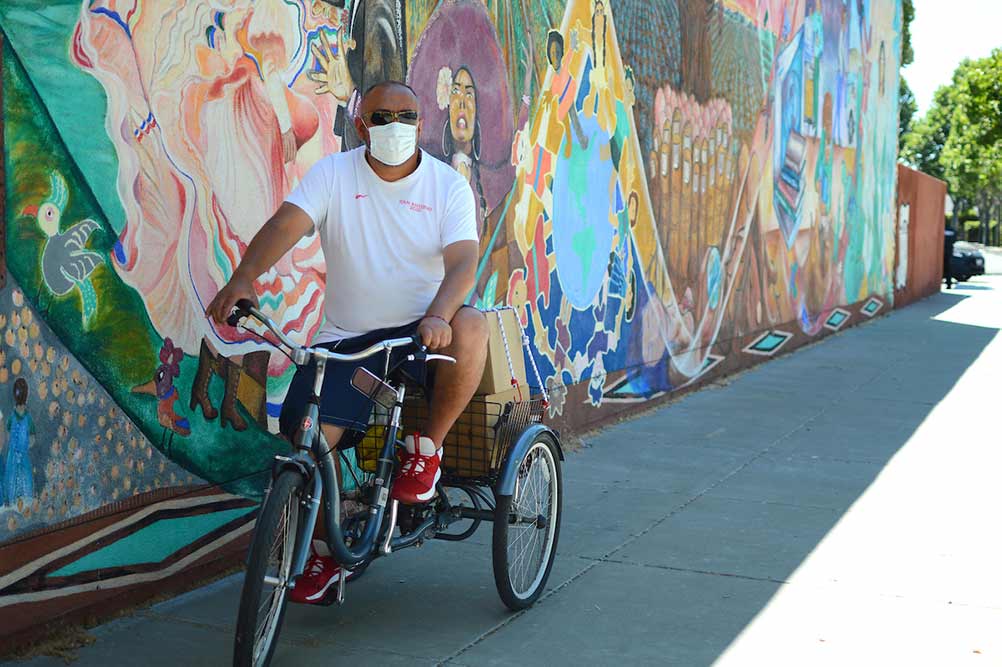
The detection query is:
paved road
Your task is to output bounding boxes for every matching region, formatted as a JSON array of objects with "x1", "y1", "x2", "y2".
[{"x1": 12, "y1": 272, "x2": 1002, "y2": 666}]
